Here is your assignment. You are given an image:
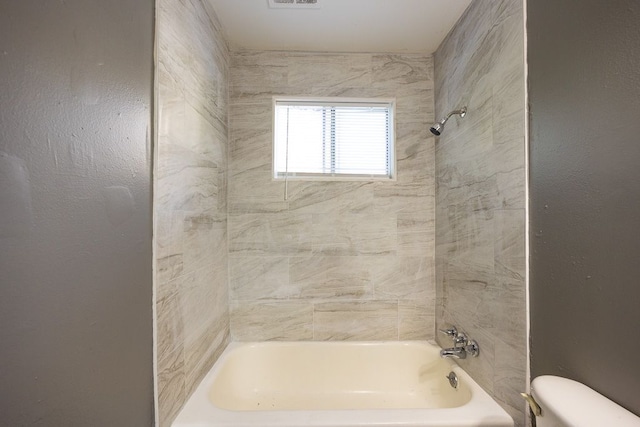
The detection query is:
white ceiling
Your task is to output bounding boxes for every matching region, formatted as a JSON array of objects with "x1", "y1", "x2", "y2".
[{"x1": 208, "y1": 0, "x2": 472, "y2": 54}]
